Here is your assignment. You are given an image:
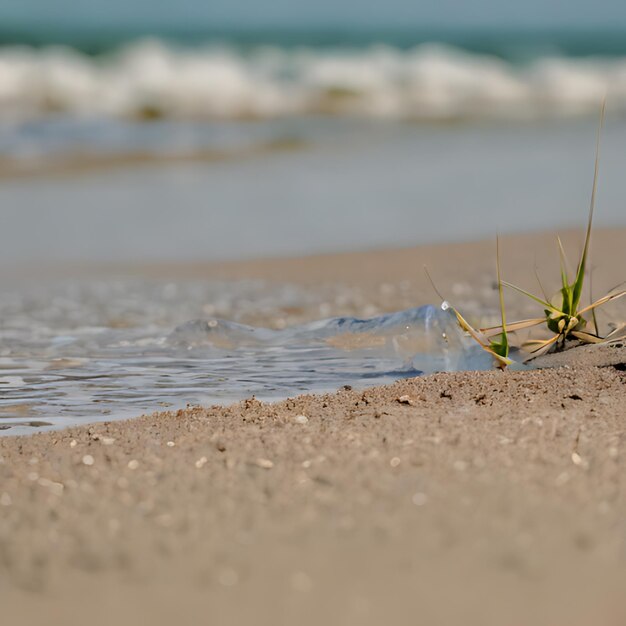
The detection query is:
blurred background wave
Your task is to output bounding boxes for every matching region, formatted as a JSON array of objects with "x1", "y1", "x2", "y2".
[
  {"x1": 1, "y1": 0, "x2": 626, "y2": 264},
  {"x1": 1, "y1": 33, "x2": 625, "y2": 124},
  {"x1": 2, "y1": 0, "x2": 626, "y2": 160}
]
